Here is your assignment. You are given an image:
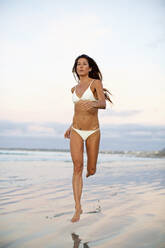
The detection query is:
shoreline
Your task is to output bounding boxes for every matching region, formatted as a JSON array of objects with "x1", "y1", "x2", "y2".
[{"x1": 0, "y1": 159, "x2": 165, "y2": 247}]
